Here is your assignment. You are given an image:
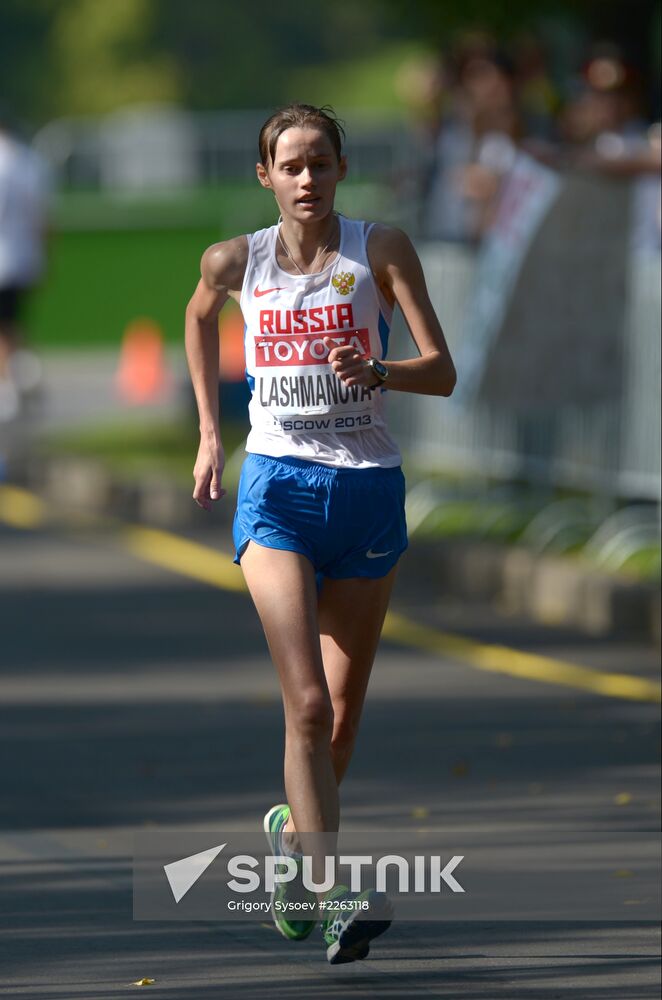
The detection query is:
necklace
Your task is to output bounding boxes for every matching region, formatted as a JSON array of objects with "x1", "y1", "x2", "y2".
[{"x1": 277, "y1": 215, "x2": 339, "y2": 275}]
